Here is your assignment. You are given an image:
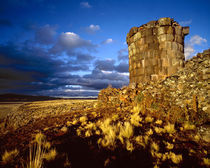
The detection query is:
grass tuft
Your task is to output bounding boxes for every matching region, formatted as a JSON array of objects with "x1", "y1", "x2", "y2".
[
  {"x1": 164, "y1": 123, "x2": 176, "y2": 134},
  {"x1": 43, "y1": 149, "x2": 57, "y2": 161},
  {"x1": 203, "y1": 158, "x2": 210, "y2": 166},
  {"x1": 1, "y1": 149, "x2": 19, "y2": 164},
  {"x1": 25, "y1": 133, "x2": 57, "y2": 168}
]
